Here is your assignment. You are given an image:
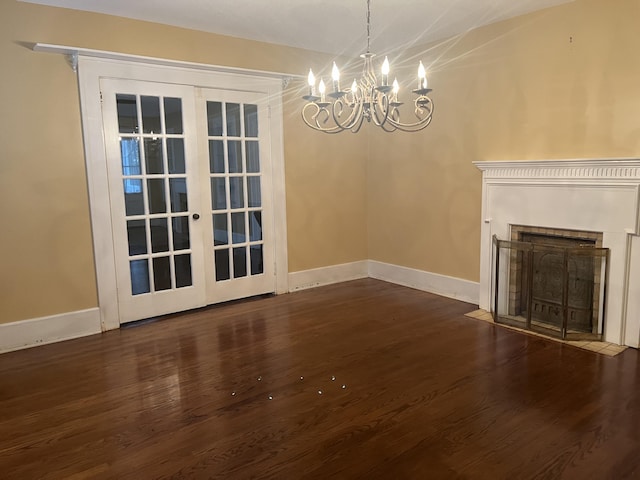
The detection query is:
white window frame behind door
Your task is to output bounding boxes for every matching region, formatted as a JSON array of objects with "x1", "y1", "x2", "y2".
[{"x1": 77, "y1": 55, "x2": 289, "y2": 331}]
